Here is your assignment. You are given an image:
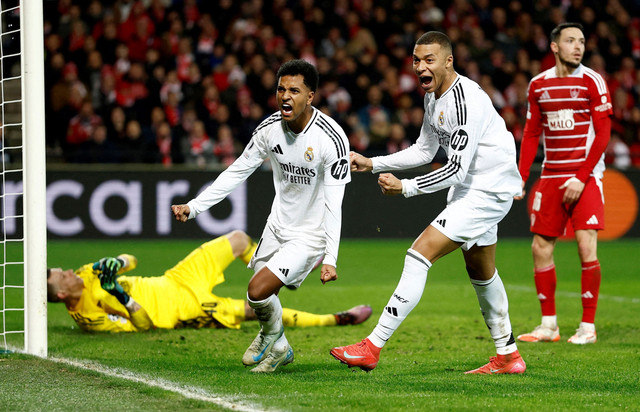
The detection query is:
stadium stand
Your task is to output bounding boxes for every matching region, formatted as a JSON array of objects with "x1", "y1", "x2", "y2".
[{"x1": 40, "y1": 0, "x2": 640, "y2": 168}]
